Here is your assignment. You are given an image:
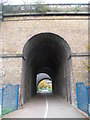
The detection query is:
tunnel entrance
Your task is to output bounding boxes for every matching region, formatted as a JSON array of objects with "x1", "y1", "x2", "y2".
[{"x1": 21, "y1": 32, "x2": 72, "y2": 104}]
